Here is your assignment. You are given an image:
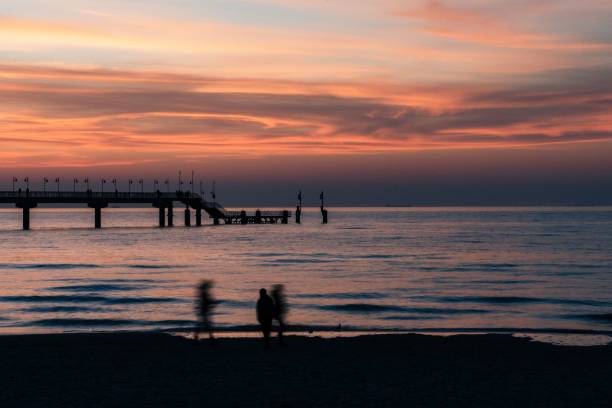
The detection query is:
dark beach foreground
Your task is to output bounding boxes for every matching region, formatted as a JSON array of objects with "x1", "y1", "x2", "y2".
[{"x1": 1, "y1": 333, "x2": 611, "y2": 408}]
